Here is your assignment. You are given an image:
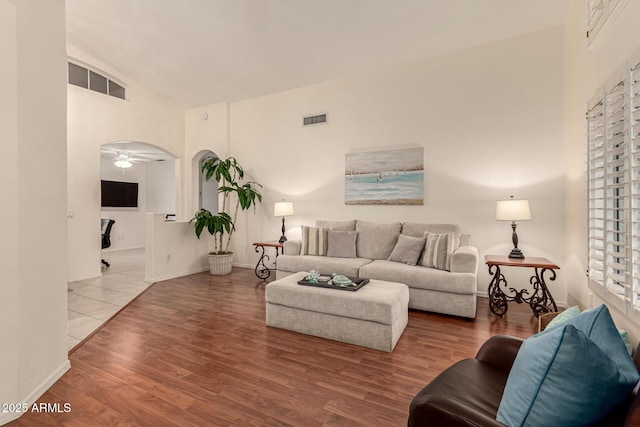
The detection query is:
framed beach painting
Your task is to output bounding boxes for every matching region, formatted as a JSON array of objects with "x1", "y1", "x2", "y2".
[{"x1": 345, "y1": 146, "x2": 424, "y2": 205}]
